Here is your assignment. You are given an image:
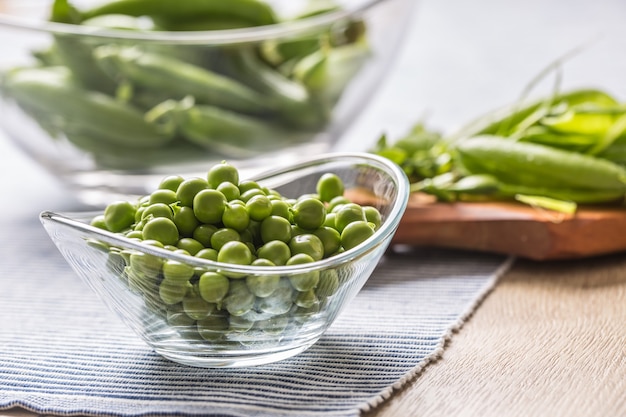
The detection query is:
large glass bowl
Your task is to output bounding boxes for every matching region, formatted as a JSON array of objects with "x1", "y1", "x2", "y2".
[
  {"x1": 40, "y1": 152, "x2": 410, "y2": 368},
  {"x1": 0, "y1": 0, "x2": 417, "y2": 205}
]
